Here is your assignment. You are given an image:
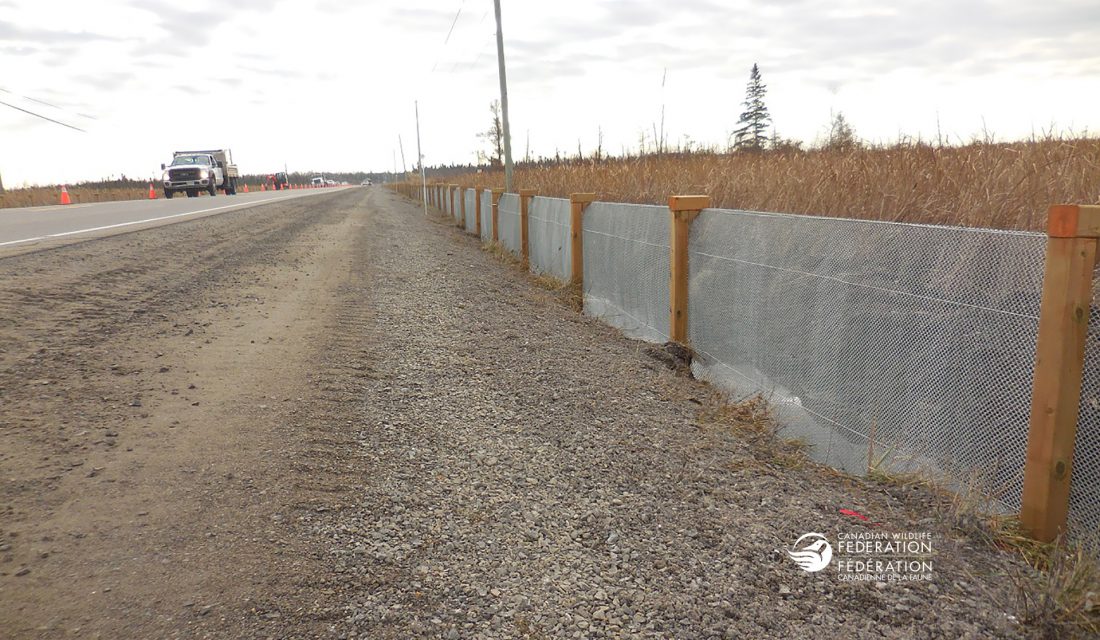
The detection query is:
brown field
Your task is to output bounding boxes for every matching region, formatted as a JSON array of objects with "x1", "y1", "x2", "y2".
[
  {"x1": 0, "y1": 186, "x2": 149, "y2": 209},
  {"x1": 443, "y1": 138, "x2": 1100, "y2": 231}
]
